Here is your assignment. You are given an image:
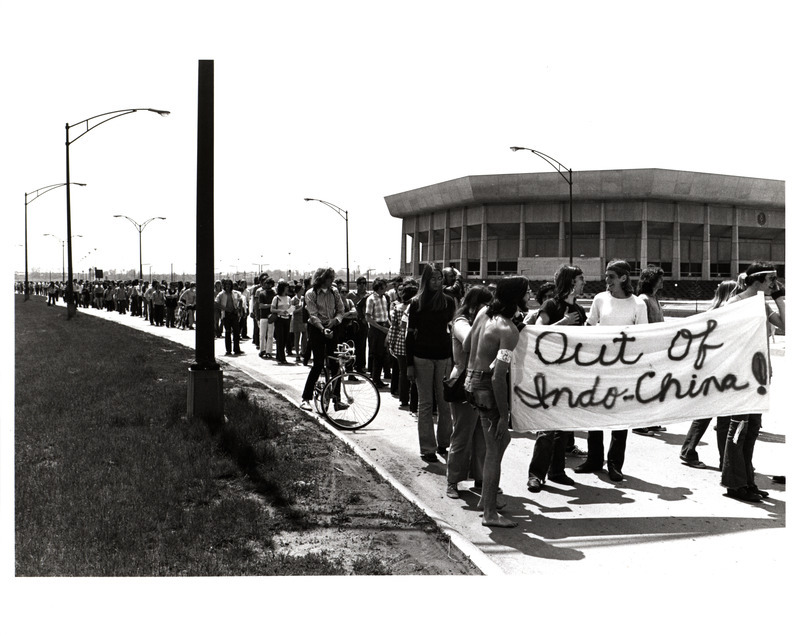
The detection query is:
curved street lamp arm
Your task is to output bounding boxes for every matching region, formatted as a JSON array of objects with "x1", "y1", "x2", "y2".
[
  {"x1": 141, "y1": 216, "x2": 167, "y2": 231},
  {"x1": 67, "y1": 108, "x2": 170, "y2": 145},
  {"x1": 304, "y1": 197, "x2": 347, "y2": 221},
  {"x1": 510, "y1": 146, "x2": 572, "y2": 185},
  {"x1": 113, "y1": 214, "x2": 142, "y2": 232},
  {"x1": 26, "y1": 182, "x2": 86, "y2": 205}
]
